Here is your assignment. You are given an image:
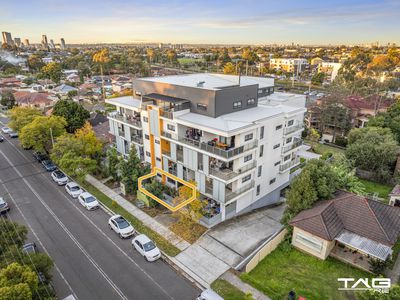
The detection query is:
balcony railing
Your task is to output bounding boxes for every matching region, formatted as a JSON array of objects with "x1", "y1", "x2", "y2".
[
  {"x1": 282, "y1": 139, "x2": 303, "y2": 153},
  {"x1": 225, "y1": 180, "x2": 255, "y2": 202},
  {"x1": 108, "y1": 112, "x2": 142, "y2": 128},
  {"x1": 131, "y1": 135, "x2": 143, "y2": 145},
  {"x1": 279, "y1": 157, "x2": 301, "y2": 173},
  {"x1": 161, "y1": 132, "x2": 258, "y2": 159},
  {"x1": 160, "y1": 110, "x2": 173, "y2": 119},
  {"x1": 284, "y1": 123, "x2": 304, "y2": 135},
  {"x1": 209, "y1": 161, "x2": 257, "y2": 181}
]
